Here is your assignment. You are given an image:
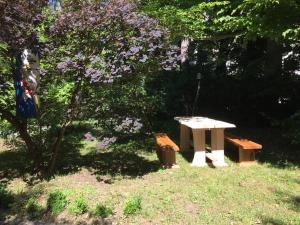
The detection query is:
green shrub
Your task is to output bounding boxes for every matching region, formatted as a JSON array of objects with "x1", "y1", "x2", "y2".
[
  {"x1": 46, "y1": 190, "x2": 68, "y2": 215},
  {"x1": 26, "y1": 198, "x2": 44, "y2": 219},
  {"x1": 0, "y1": 184, "x2": 13, "y2": 209},
  {"x1": 123, "y1": 195, "x2": 142, "y2": 216},
  {"x1": 94, "y1": 203, "x2": 113, "y2": 218},
  {"x1": 69, "y1": 195, "x2": 89, "y2": 215}
]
